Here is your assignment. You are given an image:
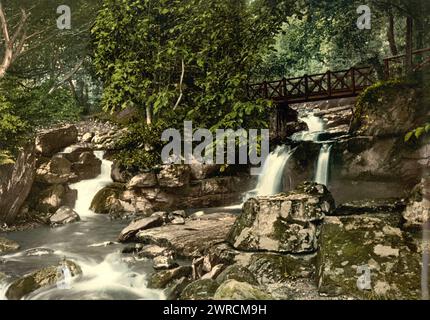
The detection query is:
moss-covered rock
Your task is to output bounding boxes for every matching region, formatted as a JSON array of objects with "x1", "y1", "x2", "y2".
[
  {"x1": 214, "y1": 280, "x2": 271, "y2": 300},
  {"x1": 90, "y1": 183, "x2": 125, "y2": 214},
  {"x1": 247, "y1": 253, "x2": 316, "y2": 284},
  {"x1": 0, "y1": 237, "x2": 20, "y2": 253},
  {"x1": 333, "y1": 198, "x2": 406, "y2": 216},
  {"x1": 163, "y1": 277, "x2": 192, "y2": 300},
  {"x1": 148, "y1": 266, "x2": 192, "y2": 289},
  {"x1": 5, "y1": 260, "x2": 82, "y2": 300},
  {"x1": 228, "y1": 182, "x2": 334, "y2": 253},
  {"x1": 317, "y1": 214, "x2": 421, "y2": 299},
  {"x1": 351, "y1": 80, "x2": 424, "y2": 137},
  {"x1": 215, "y1": 265, "x2": 258, "y2": 286},
  {"x1": 179, "y1": 279, "x2": 219, "y2": 300}
]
